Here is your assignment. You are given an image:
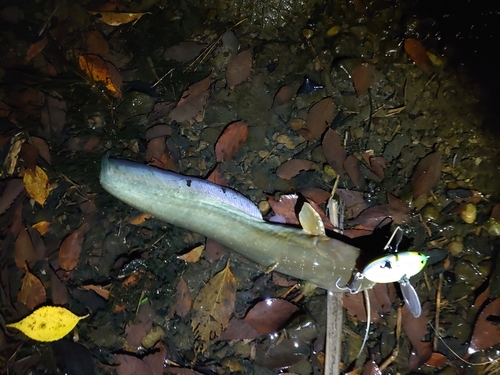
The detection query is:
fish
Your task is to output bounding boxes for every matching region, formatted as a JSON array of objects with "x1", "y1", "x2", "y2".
[{"x1": 99, "y1": 154, "x2": 376, "y2": 292}]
